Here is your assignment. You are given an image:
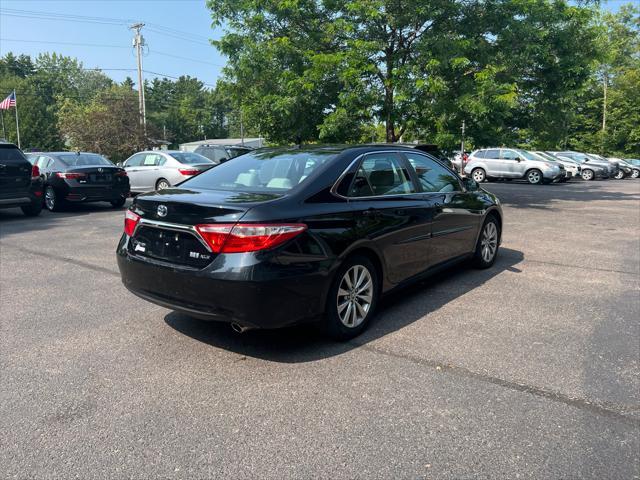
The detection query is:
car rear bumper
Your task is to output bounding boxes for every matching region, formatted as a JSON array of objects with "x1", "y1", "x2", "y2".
[
  {"x1": 61, "y1": 184, "x2": 129, "y2": 203},
  {"x1": 0, "y1": 181, "x2": 43, "y2": 209},
  {"x1": 116, "y1": 236, "x2": 330, "y2": 329}
]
